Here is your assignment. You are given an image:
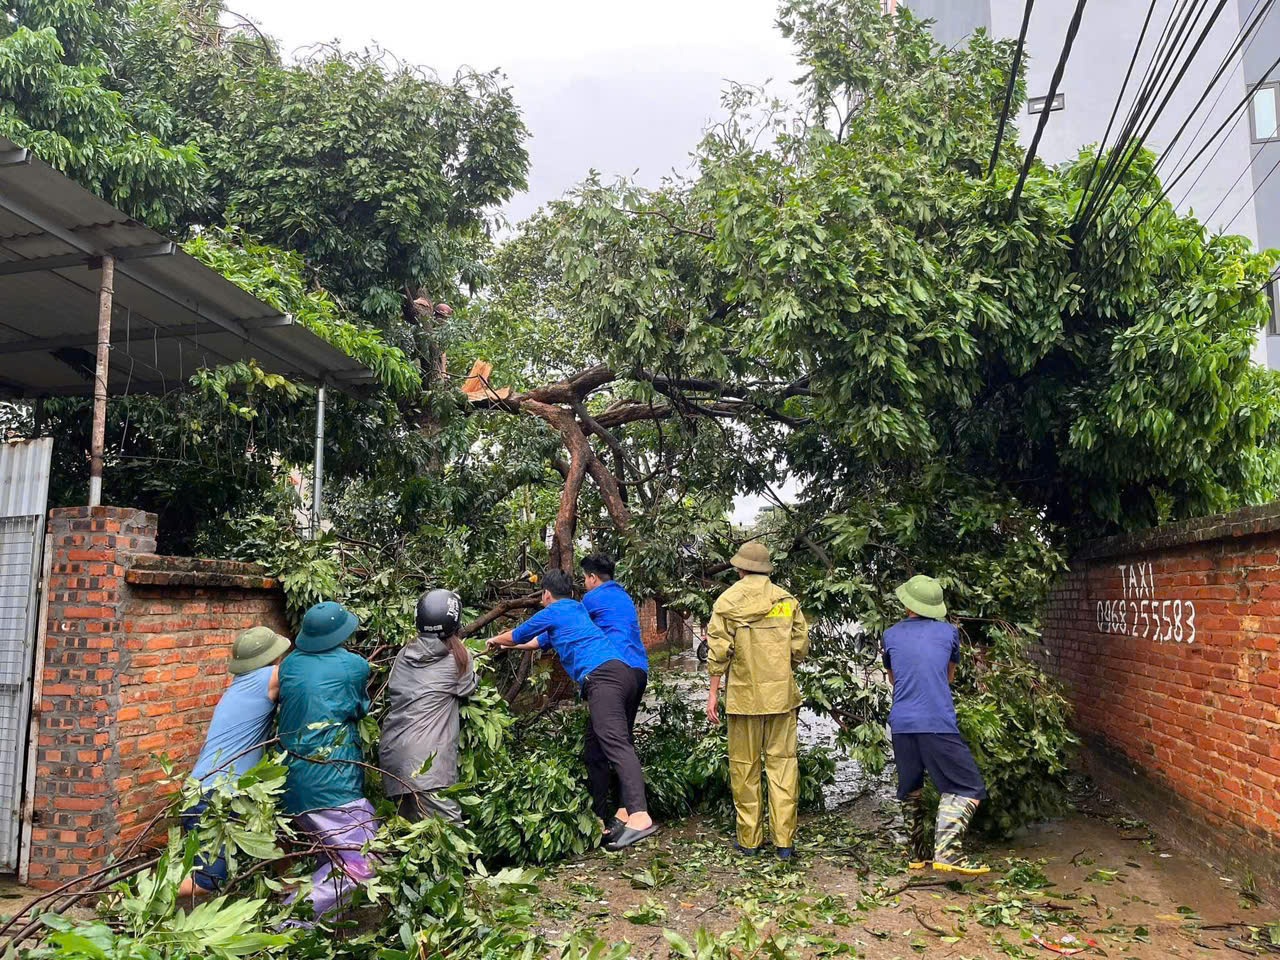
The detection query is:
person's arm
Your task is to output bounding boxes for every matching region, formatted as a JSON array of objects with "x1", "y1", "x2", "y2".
[
  {"x1": 948, "y1": 627, "x2": 960, "y2": 686},
  {"x1": 705, "y1": 603, "x2": 733, "y2": 724},
  {"x1": 489, "y1": 609, "x2": 549, "y2": 651},
  {"x1": 353, "y1": 656, "x2": 372, "y2": 718},
  {"x1": 268, "y1": 663, "x2": 282, "y2": 702},
  {"x1": 882, "y1": 643, "x2": 895, "y2": 687},
  {"x1": 457, "y1": 651, "x2": 479, "y2": 698},
  {"x1": 790, "y1": 603, "x2": 810, "y2": 667}
]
